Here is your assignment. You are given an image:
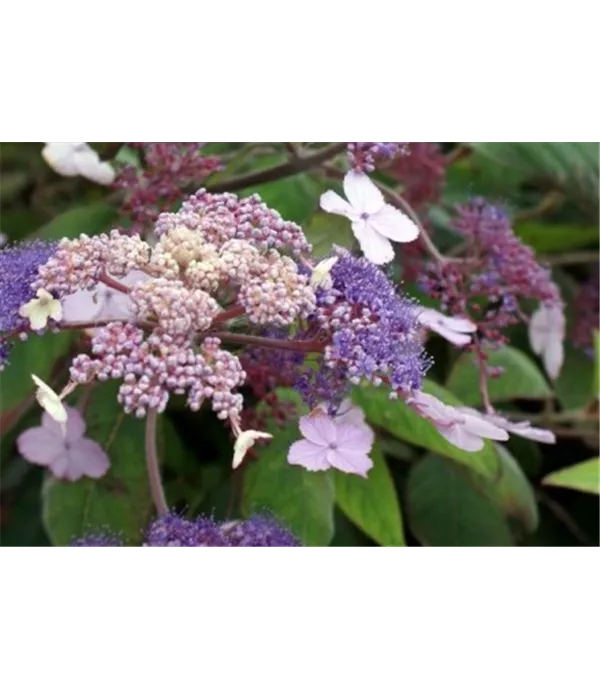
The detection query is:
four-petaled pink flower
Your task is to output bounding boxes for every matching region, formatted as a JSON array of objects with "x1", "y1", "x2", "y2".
[
  {"x1": 320, "y1": 170, "x2": 419, "y2": 265},
  {"x1": 417, "y1": 307, "x2": 477, "y2": 347},
  {"x1": 288, "y1": 413, "x2": 374, "y2": 478},
  {"x1": 17, "y1": 406, "x2": 110, "y2": 482},
  {"x1": 408, "y1": 390, "x2": 509, "y2": 452},
  {"x1": 458, "y1": 408, "x2": 556, "y2": 445}
]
